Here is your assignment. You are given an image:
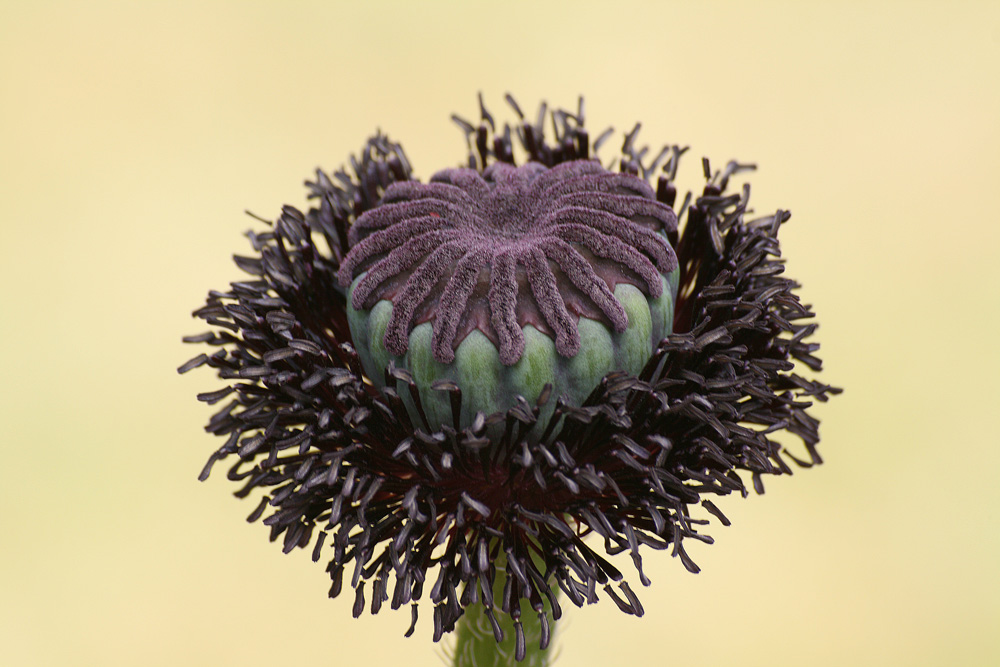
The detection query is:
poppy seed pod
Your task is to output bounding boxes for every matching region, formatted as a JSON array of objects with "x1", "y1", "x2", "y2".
[
  {"x1": 338, "y1": 159, "x2": 680, "y2": 436},
  {"x1": 182, "y1": 95, "x2": 839, "y2": 663}
]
